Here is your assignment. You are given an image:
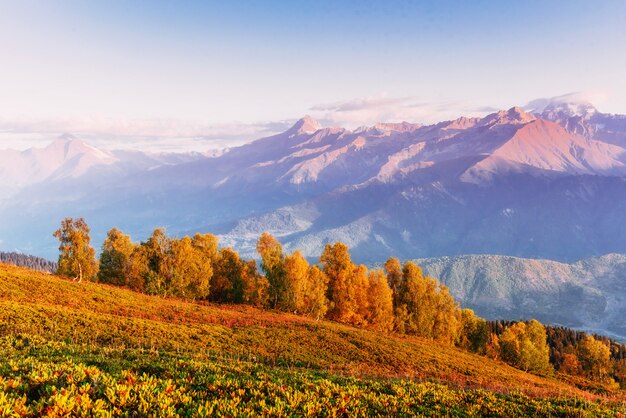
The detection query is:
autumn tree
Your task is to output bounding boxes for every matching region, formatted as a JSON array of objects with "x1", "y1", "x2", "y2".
[
  {"x1": 577, "y1": 335, "x2": 611, "y2": 381},
  {"x1": 283, "y1": 250, "x2": 310, "y2": 312},
  {"x1": 300, "y1": 266, "x2": 328, "y2": 319},
  {"x1": 456, "y1": 308, "x2": 488, "y2": 354},
  {"x1": 211, "y1": 247, "x2": 268, "y2": 306},
  {"x1": 500, "y1": 320, "x2": 552, "y2": 375},
  {"x1": 366, "y1": 269, "x2": 394, "y2": 333},
  {"x1": 141, "y1": 228, "x2": 172, "y2": 295},
  {"x1": 53, "y1": 217, "x2": 98, "y2": 282},
  {"x1": 239, "y1": 260, "x2": 269, "y2": 307},
  {"x1": 256, "y1": 233, "x2": 286, "y2": 308},
  {"x1": 351, "y1": 264, "x2": 370, "y2": 326},
  {"x1": 98, "y1": 228, "x2": 135, "y2": 286},
  {"x1": 167, "y1": 236, "x2": 212, "y2": 299},
  {"x1": 319, "y1": 242, "x2": 358, "y2": 323},
  {"x1": 384, "y1": 256, "x2": 403, "y2": 307}
]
